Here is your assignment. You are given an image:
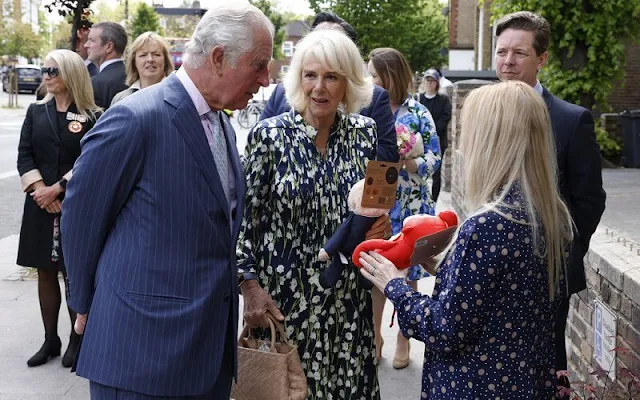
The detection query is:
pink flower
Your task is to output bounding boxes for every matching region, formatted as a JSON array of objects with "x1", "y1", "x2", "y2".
[{"x1": 396, "y1": 124, "x2": 417, "y2": 158}]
